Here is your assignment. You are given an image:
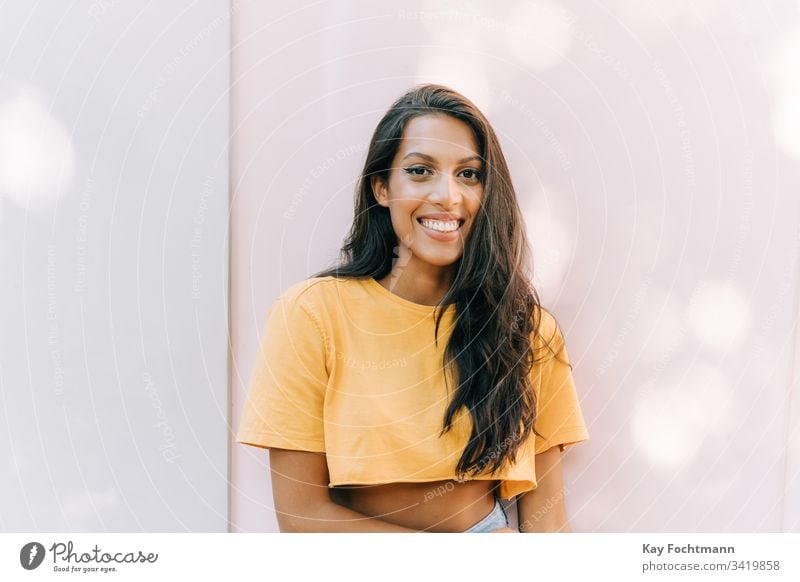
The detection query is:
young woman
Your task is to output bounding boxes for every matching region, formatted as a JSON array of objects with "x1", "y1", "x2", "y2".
[{"x1": 237, "y1": 84, "x2": 589, "y2": 533}]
